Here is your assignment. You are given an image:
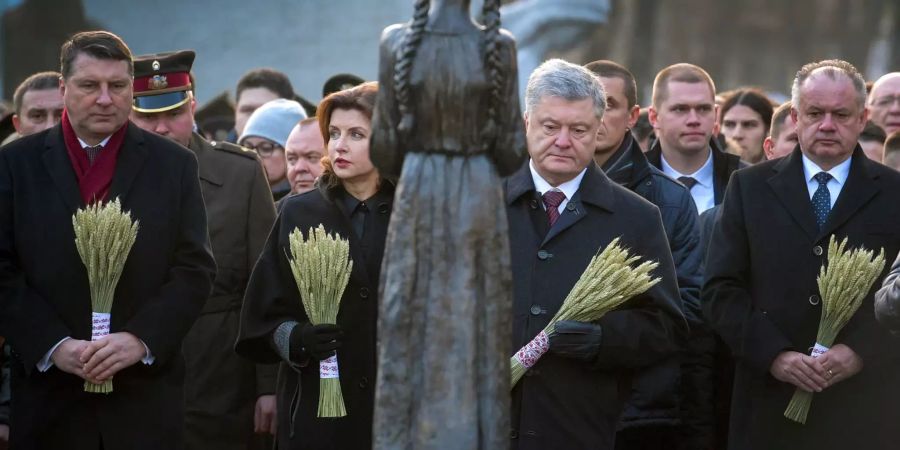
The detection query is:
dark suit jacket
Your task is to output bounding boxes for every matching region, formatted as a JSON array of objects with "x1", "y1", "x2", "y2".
[
  {"x1": 645, "y1": 138, "x2": 743, "y2": 206},
  {"x1": 703, "y1": 147, "x2": 900, "y2": 450},
  {"x1": 0, "y1": 123, "x2": 216, "y2": 450},
  {"x1": 506, "y1": 162, "x2": 686, "y2": 450}
]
